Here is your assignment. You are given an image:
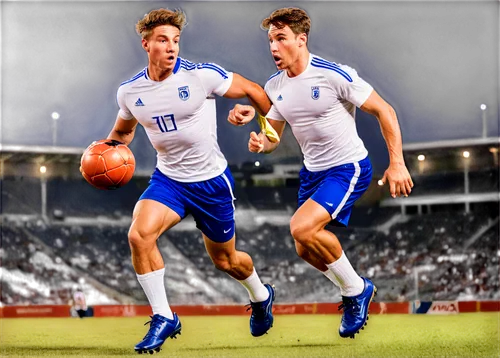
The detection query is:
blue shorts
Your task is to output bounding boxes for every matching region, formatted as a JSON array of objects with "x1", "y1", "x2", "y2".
[
  {"x1": 298, "y1": 157, "x2": 373, "y2": 227},
  {"x1": 139, "y1": 167, "x2": 236, "y2": 243}
]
